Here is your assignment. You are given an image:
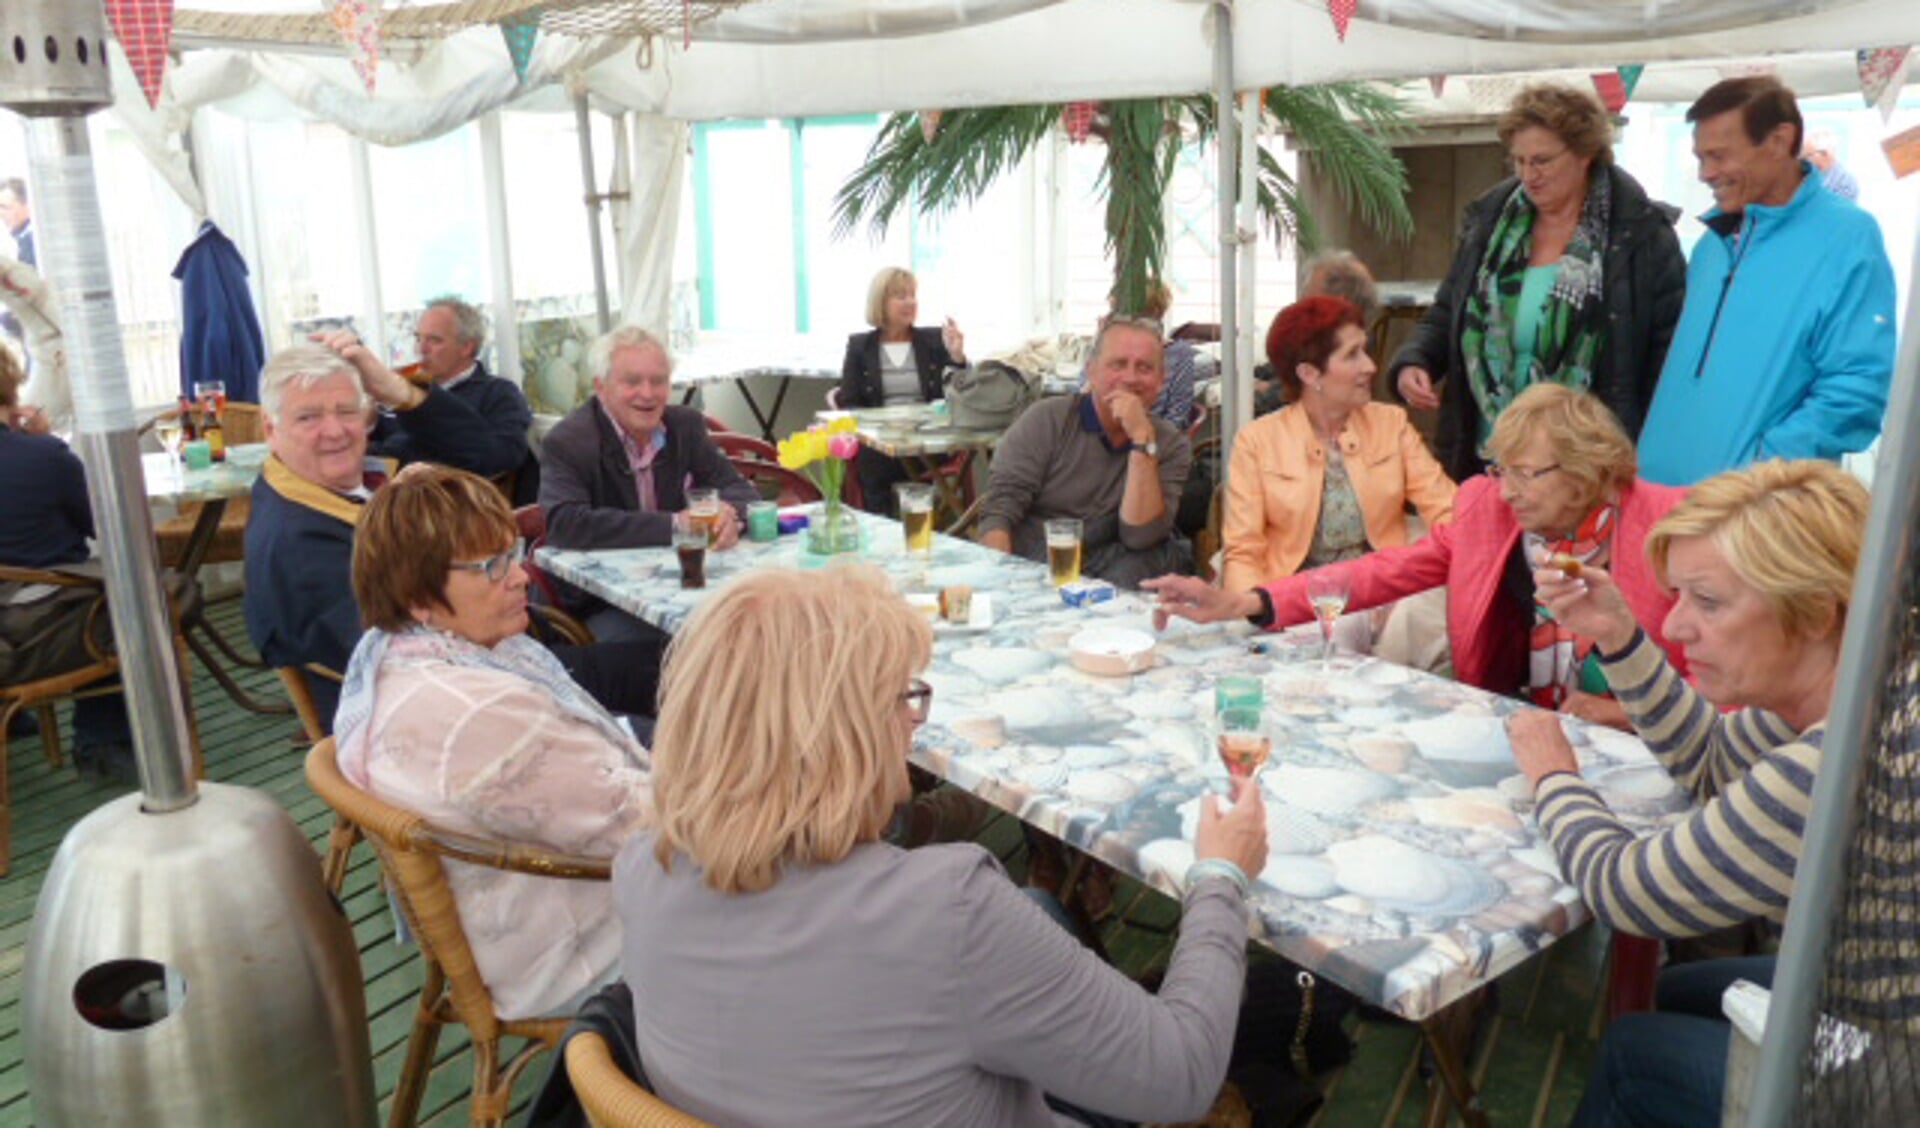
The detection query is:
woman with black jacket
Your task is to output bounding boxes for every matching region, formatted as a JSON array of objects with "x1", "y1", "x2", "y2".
[
  {"x1": 838, "y1": 266, "x2": 966, "y2": 513},
  {"x1": 1388, "y1": 84, "x2": 1686, "y2": 483}
]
